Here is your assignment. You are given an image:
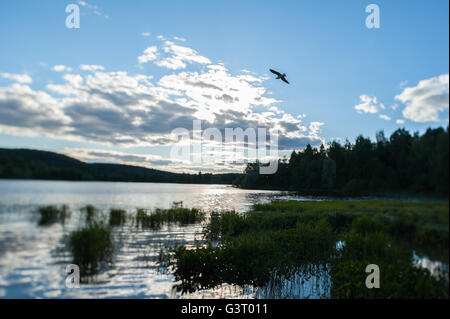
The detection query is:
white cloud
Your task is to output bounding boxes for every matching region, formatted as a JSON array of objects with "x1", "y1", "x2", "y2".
[
  {"x1": 80, "y1": 64, "x2": 105, "y2": 72},
  {"x1": 396, "y1": 119, "x2": 405, "y2": 125},
  {"x1": 1, "y1": 65, "x2": 323, "y2": 151},
  {"x1": 354, "y1": 95, "x2": 380, "y2": 114},
  {"x1": 155, "y1": 57, "x2": 187, "y2": 70},
  {"x1": 141, "y1": 32, "x2": 151, "y2": 37},
  {"x1": 0, "y1": 39, "x2": 325, "y2": 172},
  {"x1": 399, "y1": 80, "x2": 408, "y2": 88},
  {"x1": 173, "y1": 36, "x2": 186, "y2": 42},
  {"x1": 138, "y1": 46, "x2": 158, "y2": 64},
  {"x1": 0, "y1": 83, "x2": 69, "y2": 137},
  {"x1": 153, "y1": 41, "x2": 211, "y2": 70},
  {"x1": 309, "y1": 122, "x2": 324, "y2": 136},
  {"x1": 62, "y1": 148, "x2": 178, "y2": 169},
  {"x1": 52, "y1": 65, "x2": 73, "y2": 72},
  {"x1": 1, "y1": 72, "x2": 32, "y2": 84},
  {"x1": 395, "y1": 73, "x2": 449, "y2": 122},
  {"x1": 77, "y1": 1, "x2": 108, "y2": 19},
  {"x1": 379, "y1": 114, "x2": 391, "y2": 121}
]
